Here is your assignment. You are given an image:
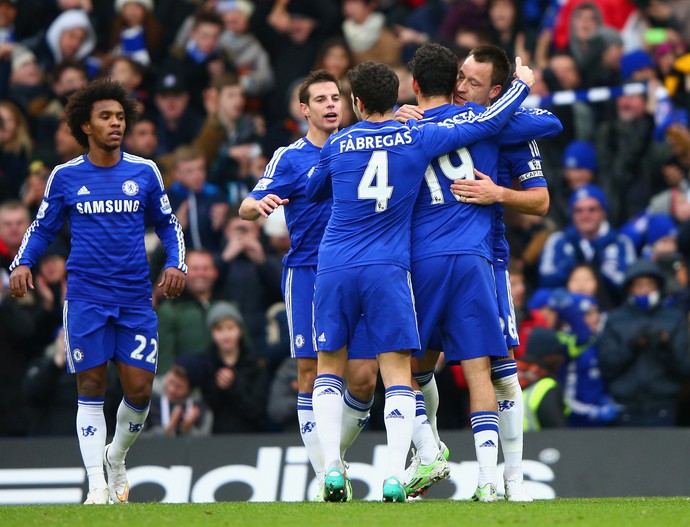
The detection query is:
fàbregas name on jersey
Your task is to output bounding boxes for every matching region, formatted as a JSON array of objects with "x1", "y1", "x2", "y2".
[
  {"x1": 76, "y1": 199, "x2": 141, "y2": 214},
  {"x1": 338, "y1": 131, "x2": 413, "y2": 153}
]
